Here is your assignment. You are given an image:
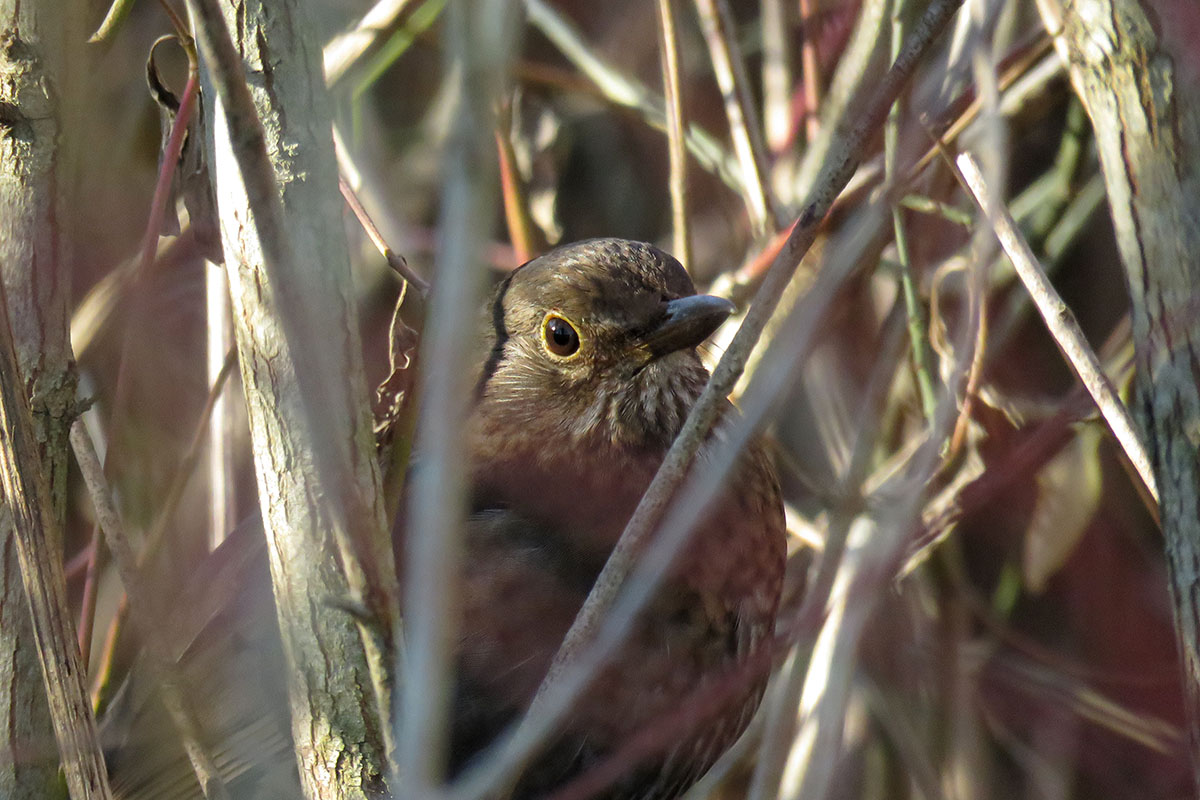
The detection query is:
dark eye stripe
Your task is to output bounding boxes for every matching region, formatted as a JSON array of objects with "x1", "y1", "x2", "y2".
[{"x1": 475, "y1": 275, "x2": 516, "y2": 398}]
